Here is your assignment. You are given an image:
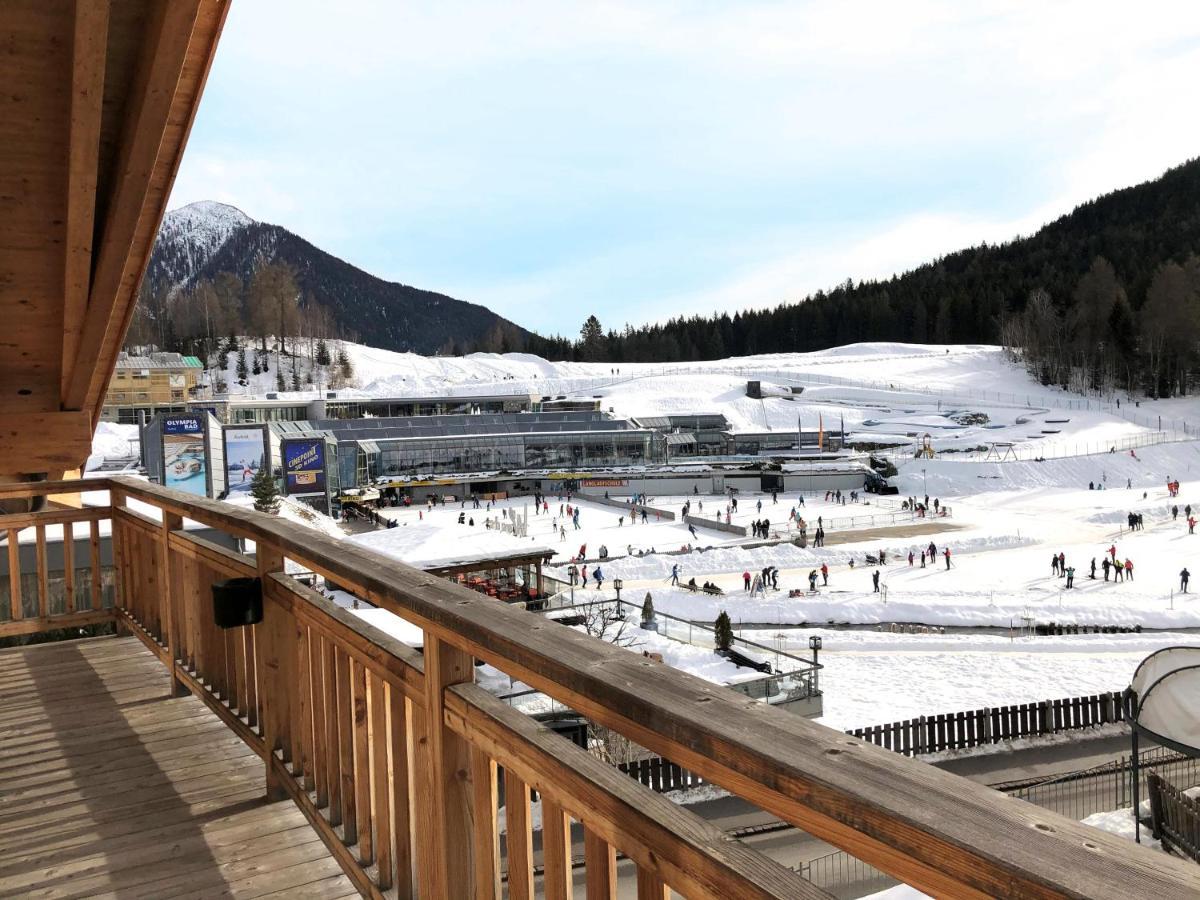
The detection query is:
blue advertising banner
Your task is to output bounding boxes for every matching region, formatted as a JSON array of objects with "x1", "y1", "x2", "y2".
[
  {"x1": 162, "y1": 414, "x2": 203, "y2": 435},
  {"x1": 284, "y1": 439, "x2": 326, "y2": 495},
  {"x1": 162, "y1": 415, "x2": 208, "y2": 497}
]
